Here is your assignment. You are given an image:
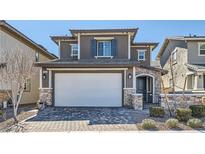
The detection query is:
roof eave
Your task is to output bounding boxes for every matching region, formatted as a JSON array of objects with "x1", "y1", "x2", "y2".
[{"x1": 0, "y1": 20, "x2": 57, "y2": 59}]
